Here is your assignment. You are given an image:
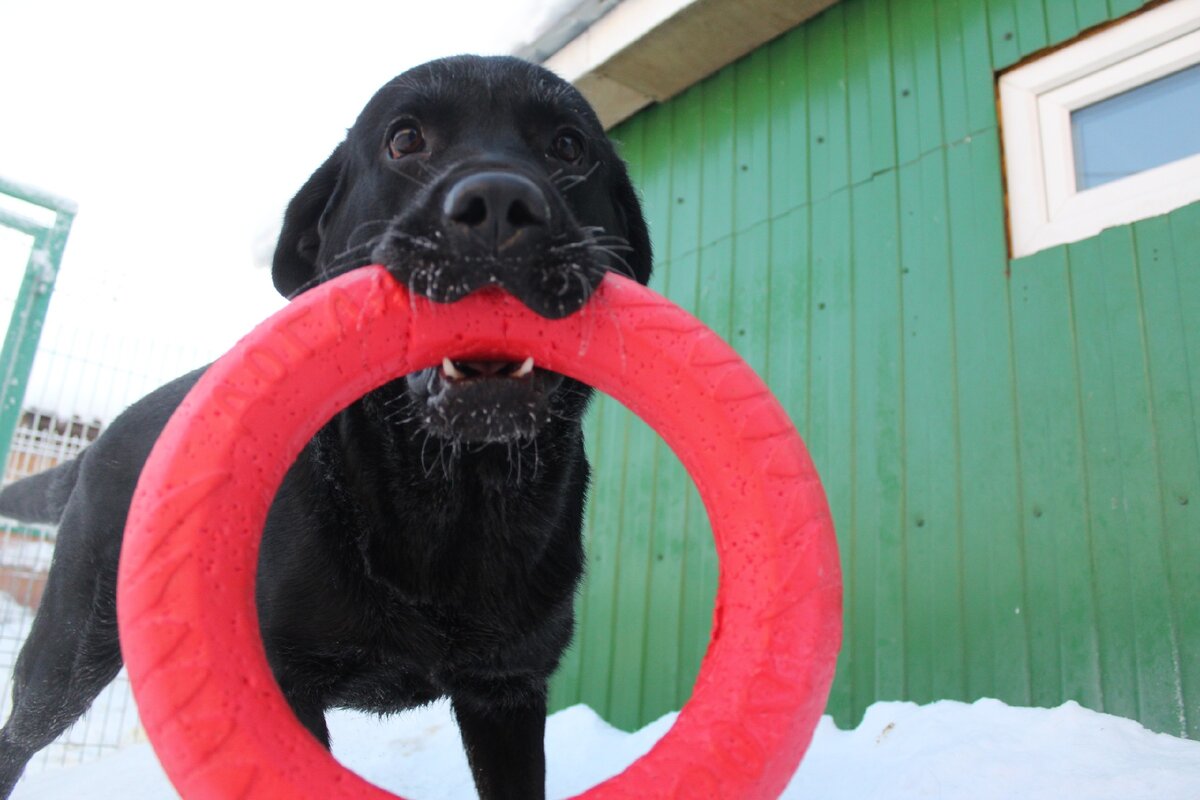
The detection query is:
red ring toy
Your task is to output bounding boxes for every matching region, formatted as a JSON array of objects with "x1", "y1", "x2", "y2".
[{"x1": 117, "y1": 266, "x2": 841, "y2": 799}]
